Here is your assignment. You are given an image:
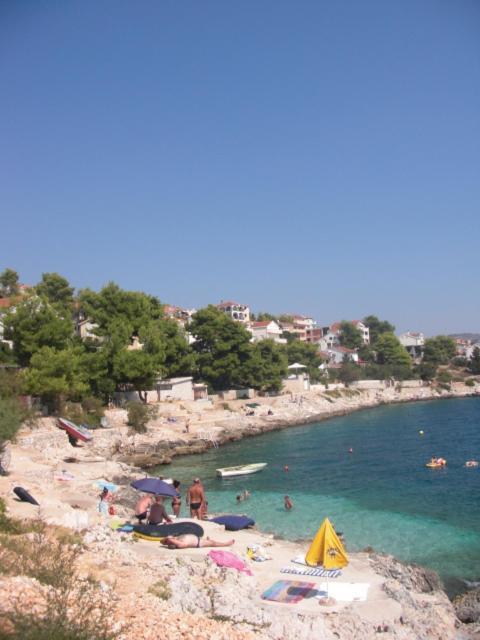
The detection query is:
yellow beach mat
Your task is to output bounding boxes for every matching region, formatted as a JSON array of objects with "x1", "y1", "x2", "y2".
[
  {"x1": 305, "y1": 517, "x2": 349, "y2": 569},
  {"x1": 133, "y1": 531, "x2": 166, "y2": 542}
]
